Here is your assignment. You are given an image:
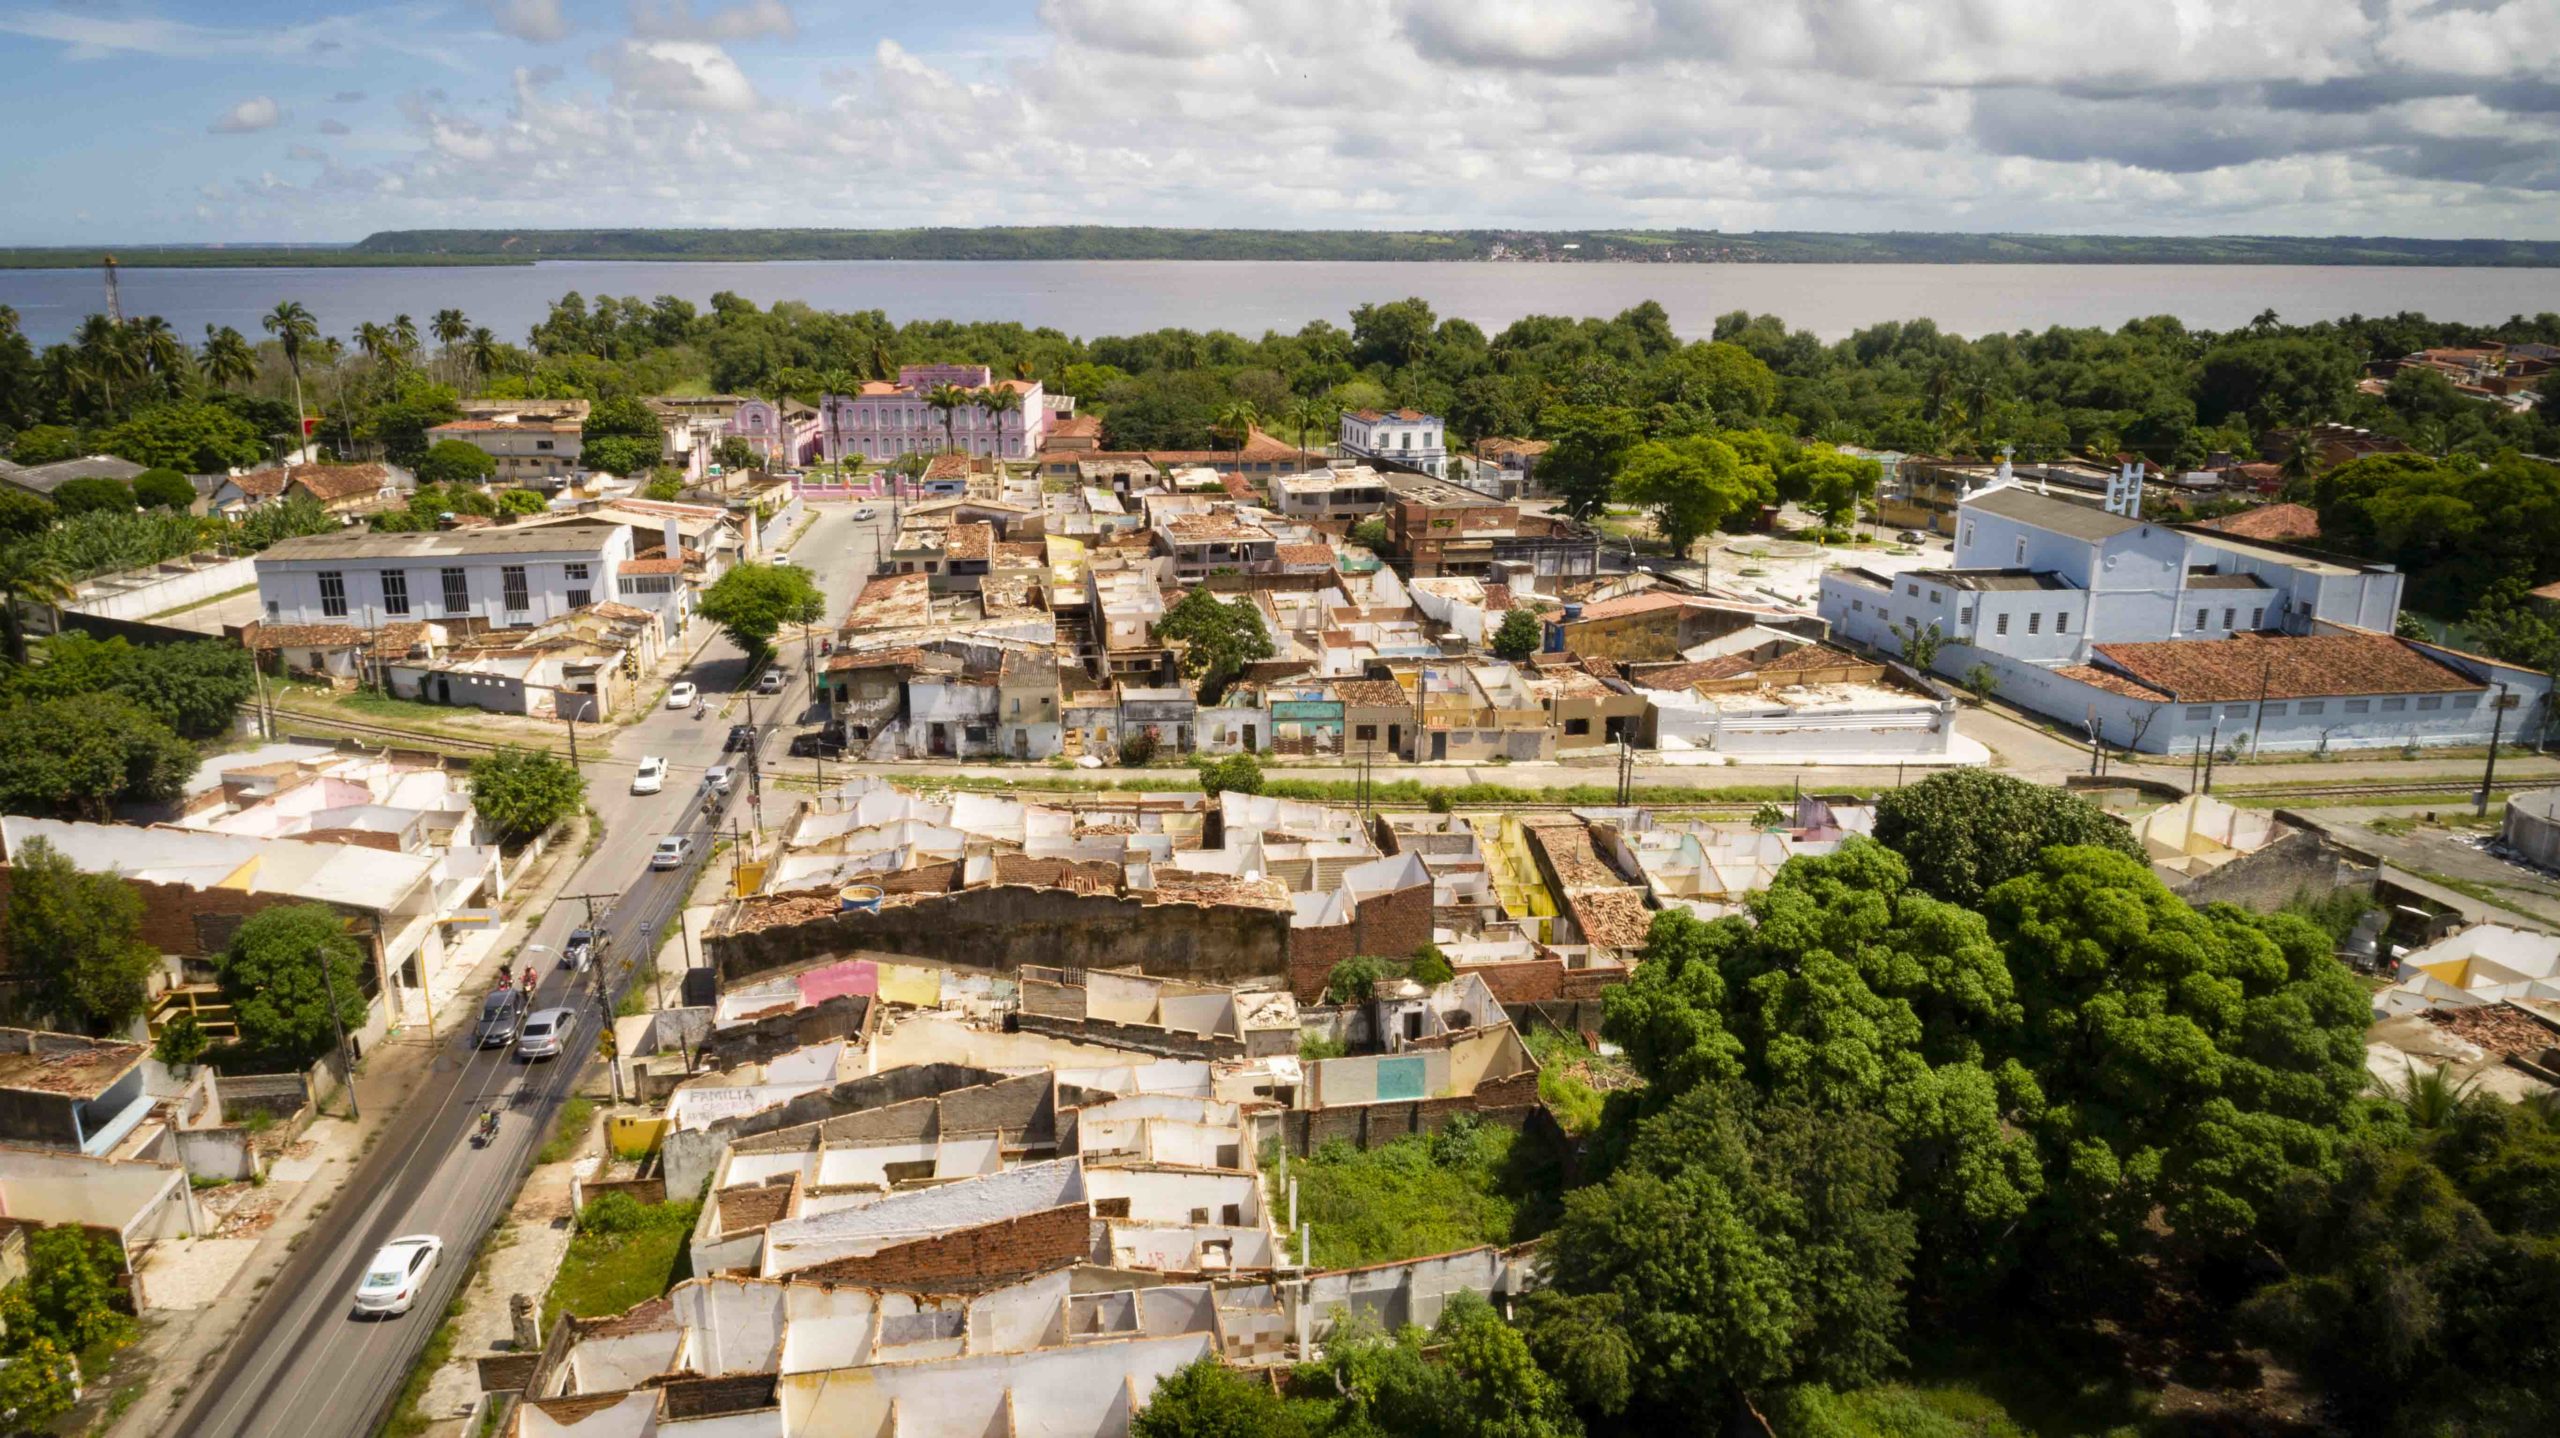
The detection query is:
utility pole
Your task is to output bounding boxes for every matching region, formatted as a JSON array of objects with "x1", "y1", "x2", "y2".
[
  {"x1": 315, "y1": 945, "x2": 359, "y2": 1120},
  {"x1": 2478, "y1": 682, "x2": 2510, "y2": 817},
  {"x1": 567, "y1": 891, "x2": 623, "y2": 1102},
  {"x1": 565, "y1": 709, "x2": 581, "y2": 772},
  {"x1": 2202, "y1": 722, "x2": 2220, "y2": 794}
]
